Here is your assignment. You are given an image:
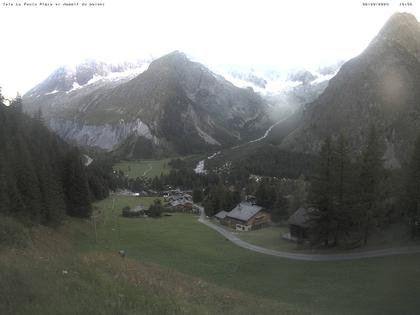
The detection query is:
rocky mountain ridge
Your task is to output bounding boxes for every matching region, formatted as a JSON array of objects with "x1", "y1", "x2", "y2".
[
  {"x1": 279, "y1": 12, "x2": 420, "y2": 167},
  {"x1": 23, "y1": 52, "x2": 271, "y2": 157}
]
